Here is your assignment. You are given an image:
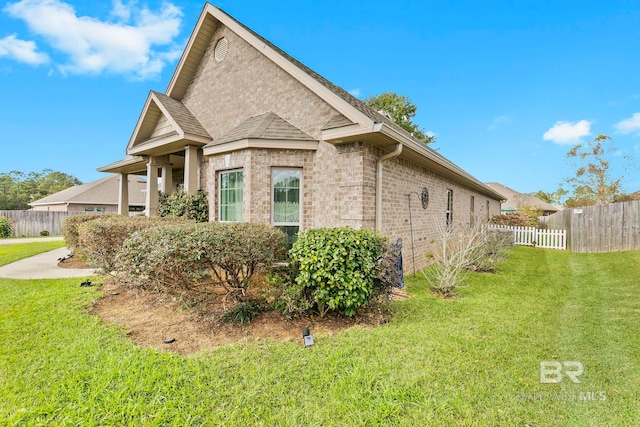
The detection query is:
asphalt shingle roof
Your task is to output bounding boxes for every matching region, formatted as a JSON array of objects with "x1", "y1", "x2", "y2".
[
  {"x1": 206, "y1": 112, "x2": 316, "y2": 147},
  {"x1": 29, "y1": 174, "x2": 147, "y2": 206},
  {"x1": 151, "y1": 91, "x2": 211, "y2": 139}
]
